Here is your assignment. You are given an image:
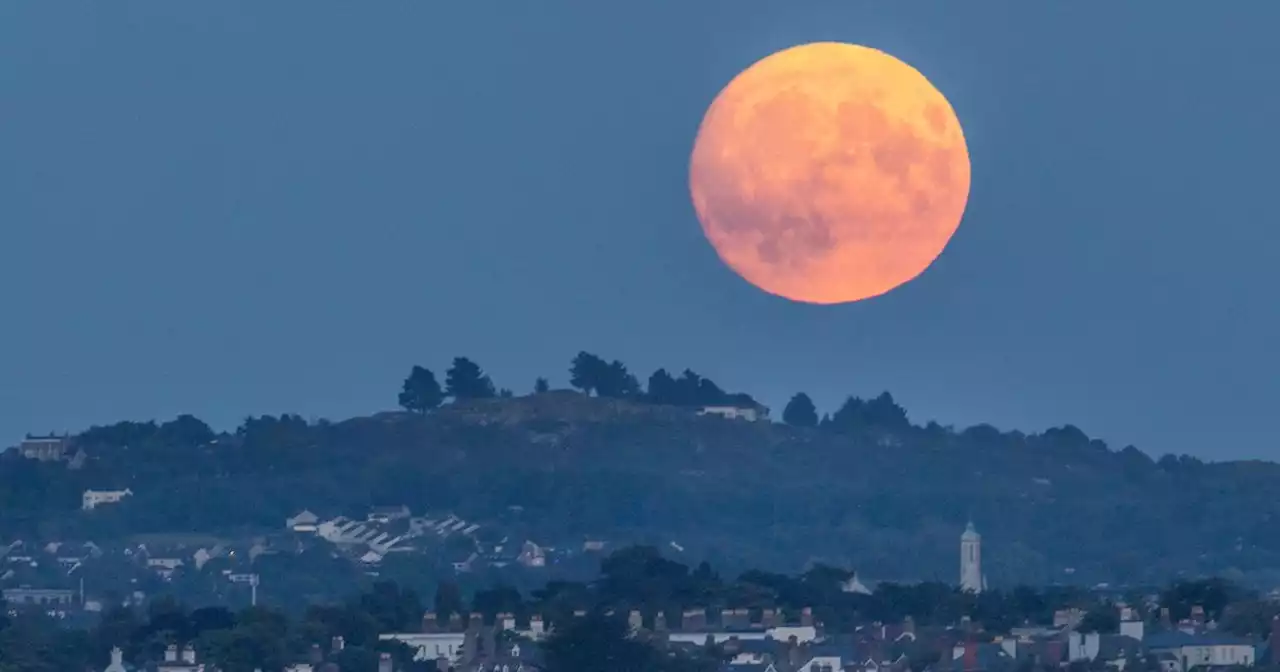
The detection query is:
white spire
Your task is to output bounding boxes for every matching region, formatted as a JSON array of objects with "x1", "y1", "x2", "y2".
[{"x1": 960, "y1": 521, "x2": 983, "y2": 593}]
